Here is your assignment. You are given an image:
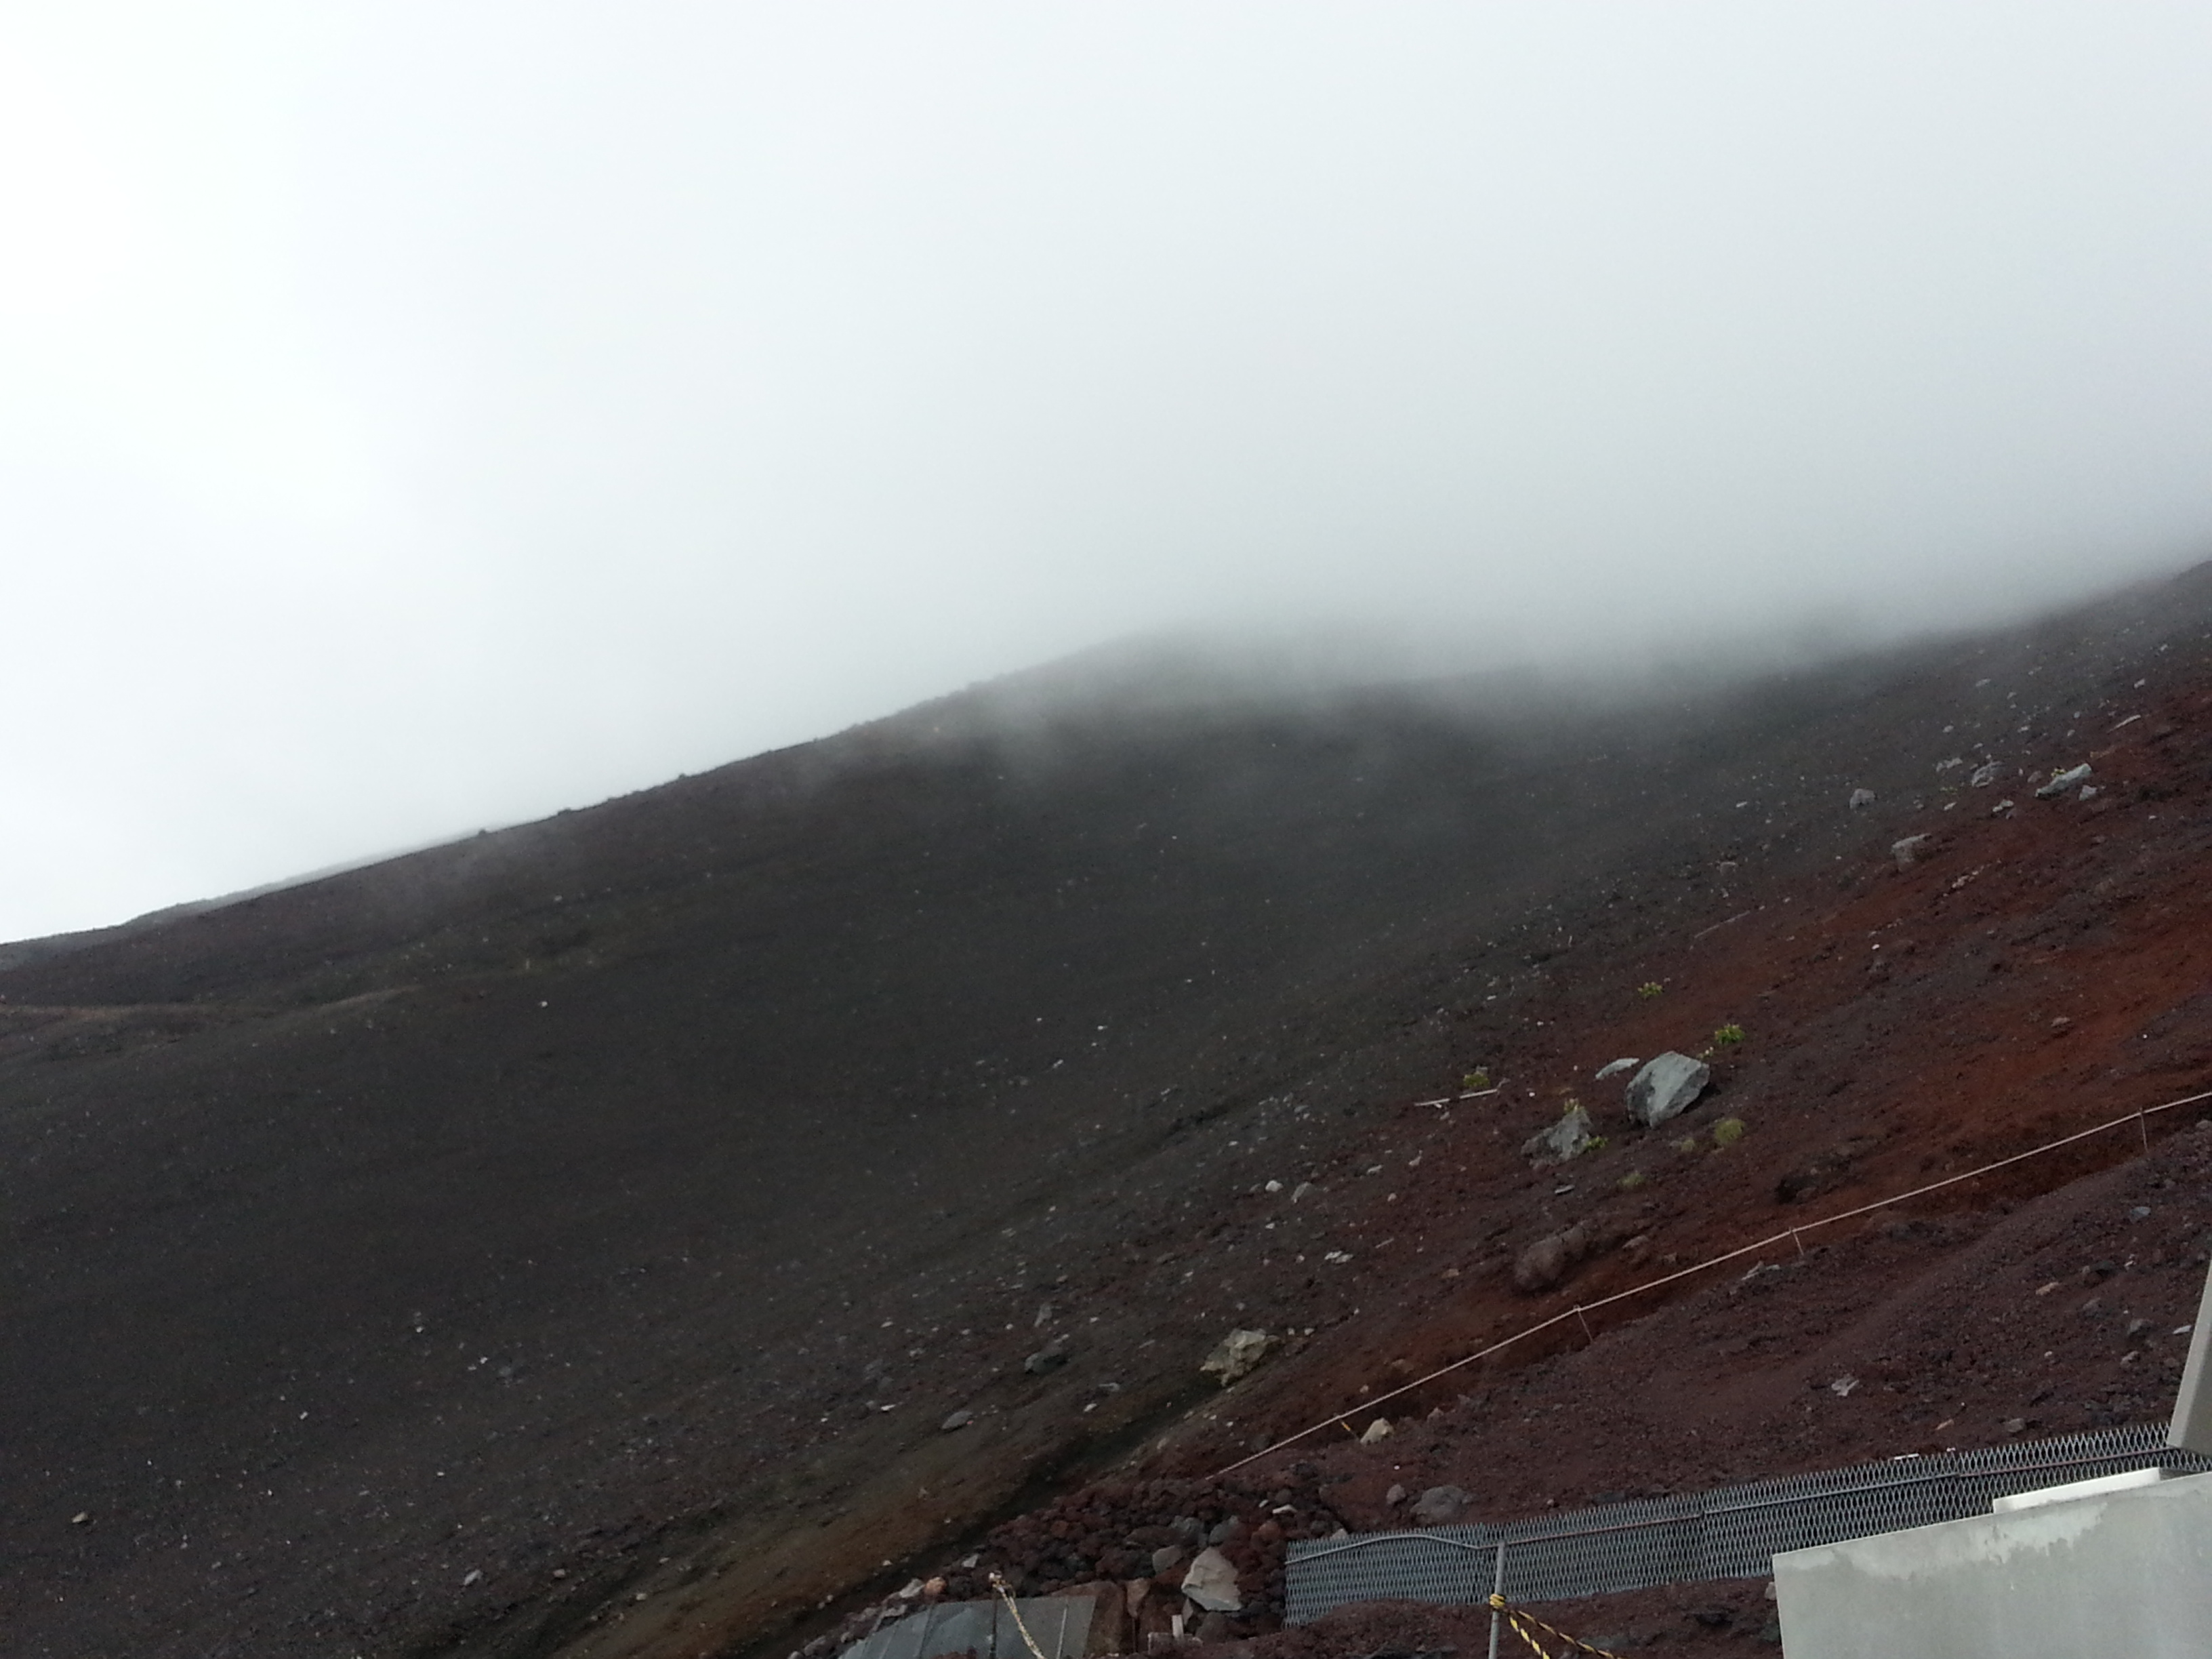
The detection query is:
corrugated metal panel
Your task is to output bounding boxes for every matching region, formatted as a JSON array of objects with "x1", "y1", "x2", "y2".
[
  {"x1": 1286, "y1": 1423, "x2": 2212, "y2": 1622},
  {"x1": 840, "y1": 1595, "x2": 1094, "y2": 1659}
]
